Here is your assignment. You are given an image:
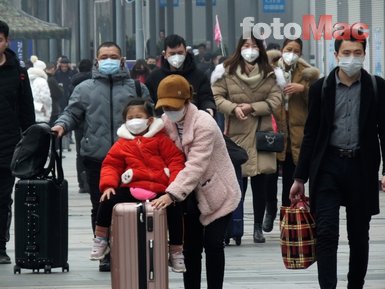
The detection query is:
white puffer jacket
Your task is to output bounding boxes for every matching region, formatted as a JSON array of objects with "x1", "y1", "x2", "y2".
[{"x1": 28, "y1": 67, "x2": 52, "y2": 122}]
